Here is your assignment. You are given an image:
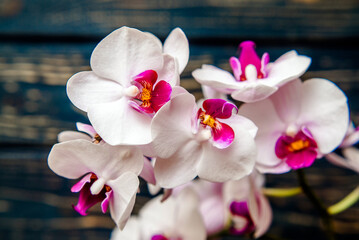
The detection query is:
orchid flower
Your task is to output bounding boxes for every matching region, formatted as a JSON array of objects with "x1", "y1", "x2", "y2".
[
  {"x1": 57, "y1": 122, "x2": 156, "y2": 184},
  {"x1": 151, "y1": 90, "x2": 257, "y2": 188},
  {"x1": 110, "y1": 189, "x2": 207, "y2": 240},
  {"x1": 238, "y1": 78, "x2": 349, "y2": 173},
  {"x1": 326, "y1": 122, "x2": 359, "y2": 173},
  {"x1": 192, "y1": 41, "x2": 311, "y2": 103},
  {"x1": 224, "y1": 171, "x2": 272, "y2": 238},
  {"x1": 47, "y1": 139, "x2": 144, "y2": 229},
  {"x1": 67, "y1": 26, "x2": 189, "y2": 145}
]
